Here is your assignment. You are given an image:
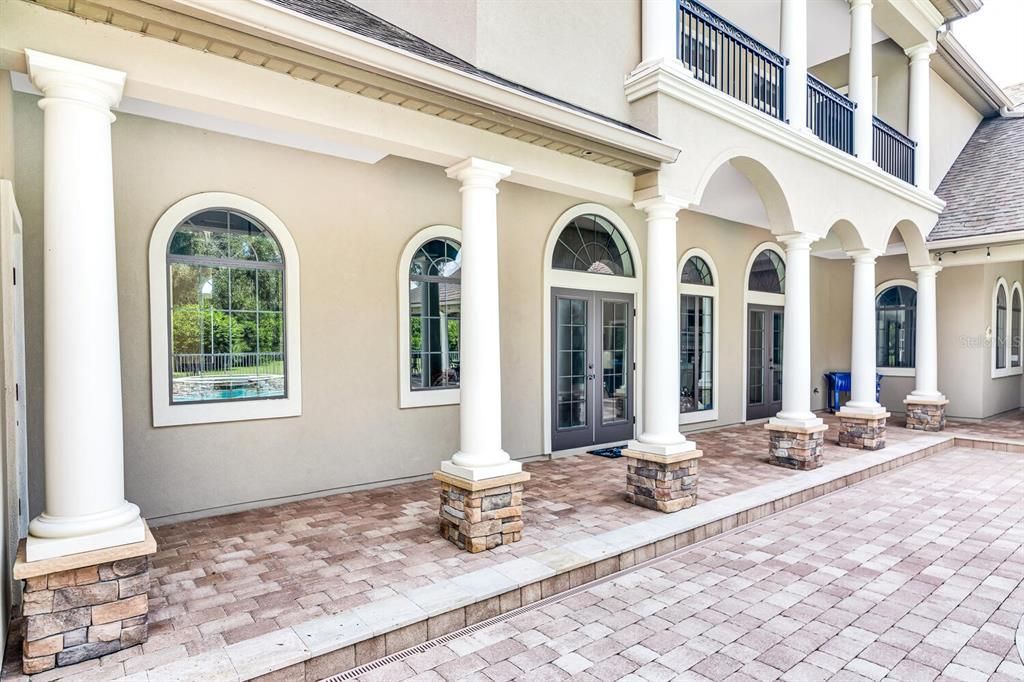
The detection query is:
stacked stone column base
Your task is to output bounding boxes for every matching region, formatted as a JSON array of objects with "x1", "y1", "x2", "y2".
[
  {"x1": 837, "y1": 410, "x2": 890, "y2": 450},
  {"x1": 434, "y1": 471, "x2": 530, "y2": 553},
  {"x1": 13, "y1": 523, "x2": 157, "y2": 674},
  {"x1": 623, "y1": 449, "x2": 701, "y2": 513},
  {"x1": 903, "y1": 398, "x2": 948, "y2": 431},
  {"x1": 766, "y1": 423, "x2": 828, "y2": 470}
]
